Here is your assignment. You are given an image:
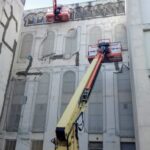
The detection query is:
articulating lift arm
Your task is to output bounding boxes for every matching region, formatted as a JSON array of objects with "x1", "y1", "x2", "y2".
[
  {"x1": 52, "y1": 43, "x2": 111, "y2": 150},
  {"x1": 52, "y1": 41, "x2": 122, "y2": 150}
]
